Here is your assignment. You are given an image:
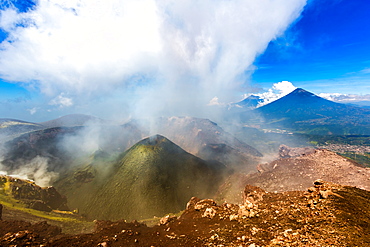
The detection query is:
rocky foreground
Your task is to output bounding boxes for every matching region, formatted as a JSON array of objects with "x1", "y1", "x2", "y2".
[{"x1": 1, "y1": 180, "x2": 369, "y2": 246}]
